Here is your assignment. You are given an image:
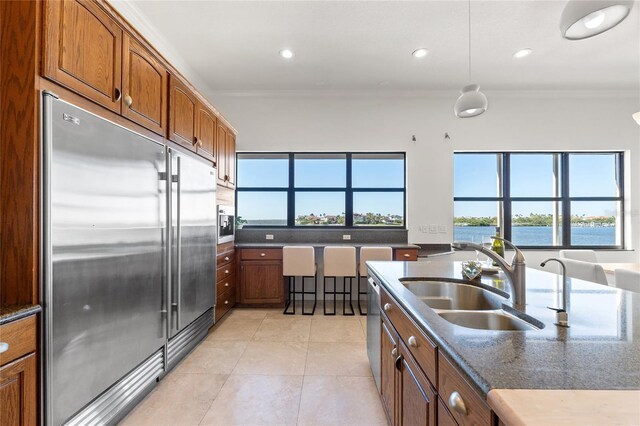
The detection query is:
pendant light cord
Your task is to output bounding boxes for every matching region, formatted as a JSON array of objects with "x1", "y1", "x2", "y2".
[{"x1": 468, "y1": 0, "x2": 471, "y2": 82}]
